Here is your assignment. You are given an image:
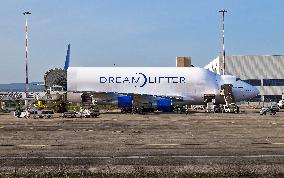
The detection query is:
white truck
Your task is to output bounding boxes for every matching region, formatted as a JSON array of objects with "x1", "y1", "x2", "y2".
[
  {"x1": 205, "y1": 102, "x2": 215, "y2": 113},
  {"x1": 14, "y1": 110, "x2": 30, "y2": 118},
  {"x1": 277, "y1": 100, "x2": 284, "y2": 109},
  {"x1": 223, "y1": 103, "x2": 240, "y2": 113}
]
